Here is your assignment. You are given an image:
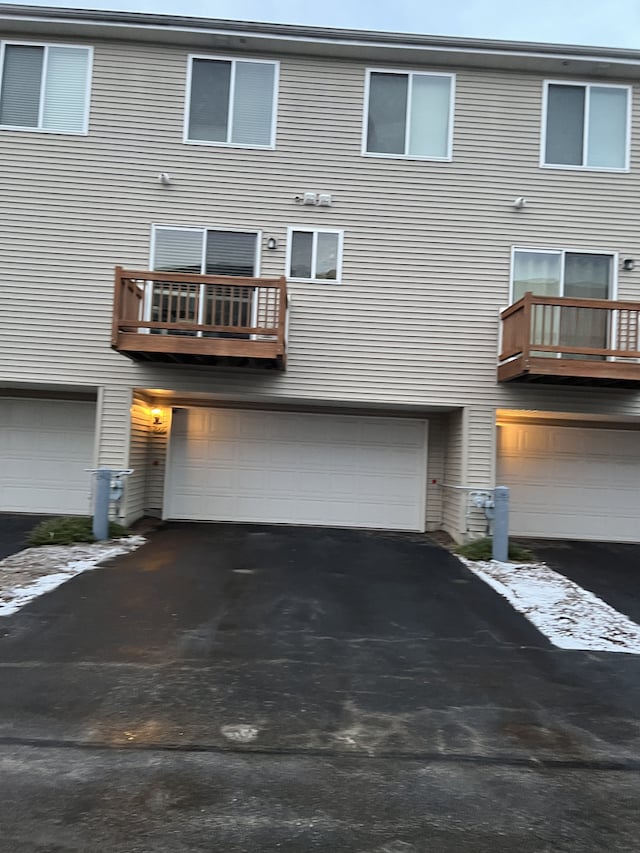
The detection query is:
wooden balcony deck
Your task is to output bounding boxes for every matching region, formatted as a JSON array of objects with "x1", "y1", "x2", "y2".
[
  {"x1": 112, "y1": 267, "x2": 288, "y2": 369},
  {"x1": 498, "y1": 293, "x2": 640, "y2": 387}
]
